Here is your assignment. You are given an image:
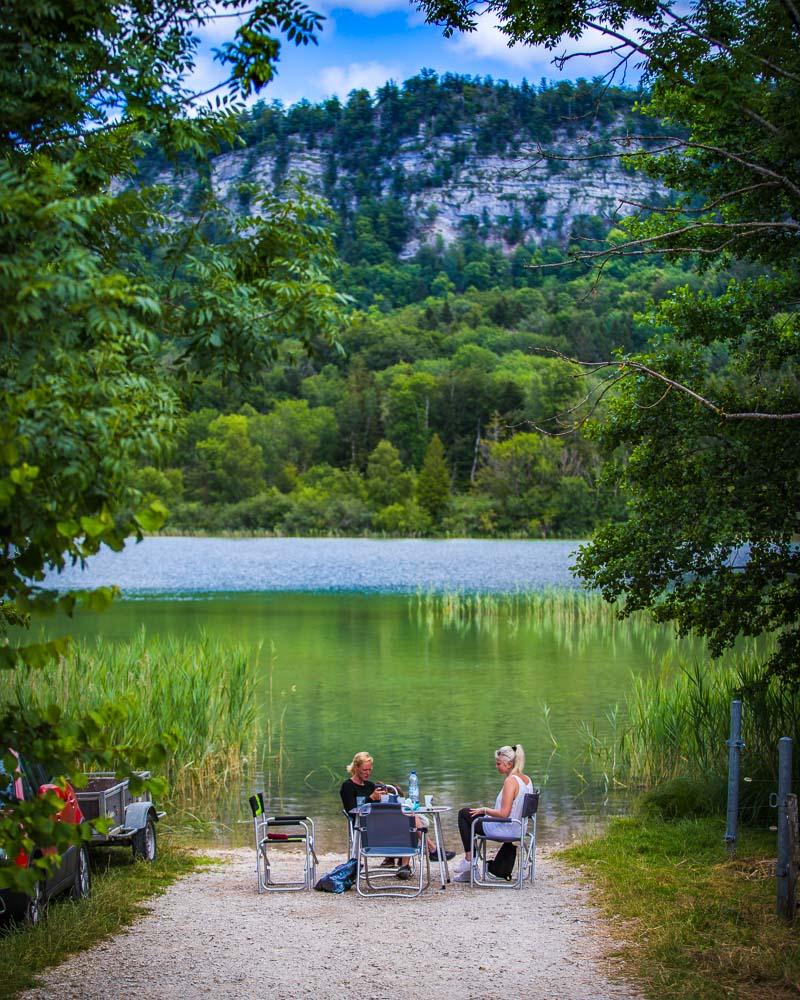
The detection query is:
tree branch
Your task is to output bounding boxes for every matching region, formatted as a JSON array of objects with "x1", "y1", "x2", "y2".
[
  {"x1": 742, "y1": 106, "x2": 781, "y2": 136},
  {"x1": 534, "y1": 349, "x2": 800, "y2": 422},
  {"x1": 615, "y1": 181, "x2": 781, "y2": 216},
  {"x1": 780, "y1": 0, "x2": 800, "y2": 31},
  {"x1": 655, "y1": 2, "x2": 800, "y2": 83}
]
